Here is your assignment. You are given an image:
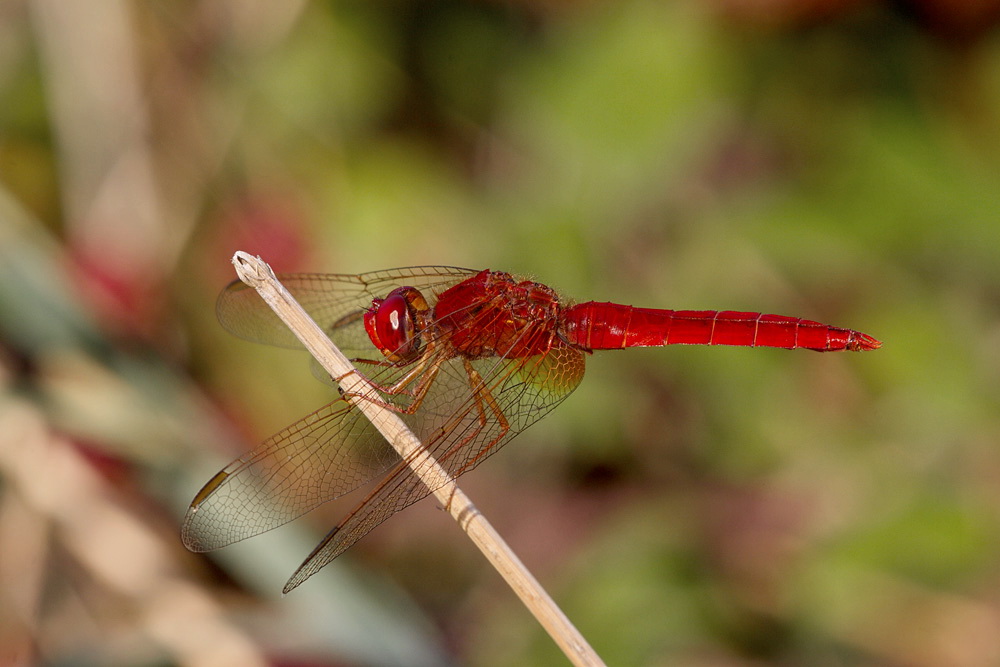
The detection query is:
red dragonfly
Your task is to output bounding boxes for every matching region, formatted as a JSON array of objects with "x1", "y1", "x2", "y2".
[{"x1": 182, "y1": 267, "x2": 879, "y2": 592}]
